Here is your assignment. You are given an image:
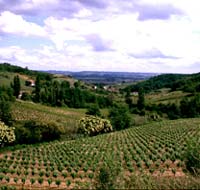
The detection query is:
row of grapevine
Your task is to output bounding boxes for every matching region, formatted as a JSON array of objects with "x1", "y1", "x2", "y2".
[{"x1": 0, "y1": 118, "x2": 200, "y2": 189}]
